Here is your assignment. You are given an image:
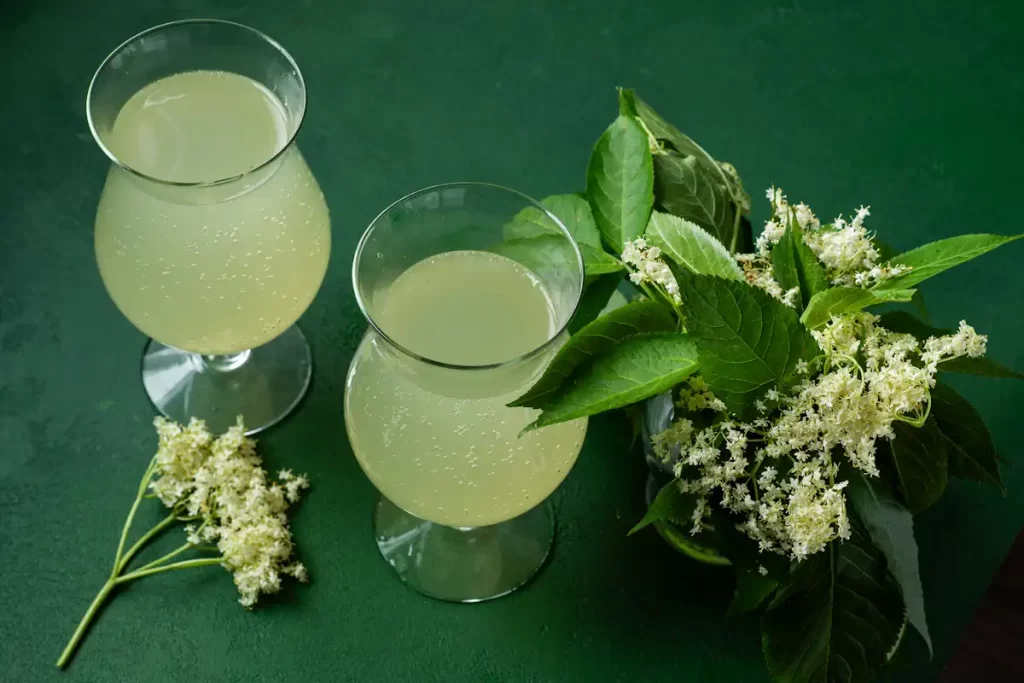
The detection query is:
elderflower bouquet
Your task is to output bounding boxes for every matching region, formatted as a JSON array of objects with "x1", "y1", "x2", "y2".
[
  {"x1": 57, "y1": 418, "x2": 309, "y2": 668},
  {"x1": 508, "y1": 89, "x2": 1022, "y2": 682}
]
